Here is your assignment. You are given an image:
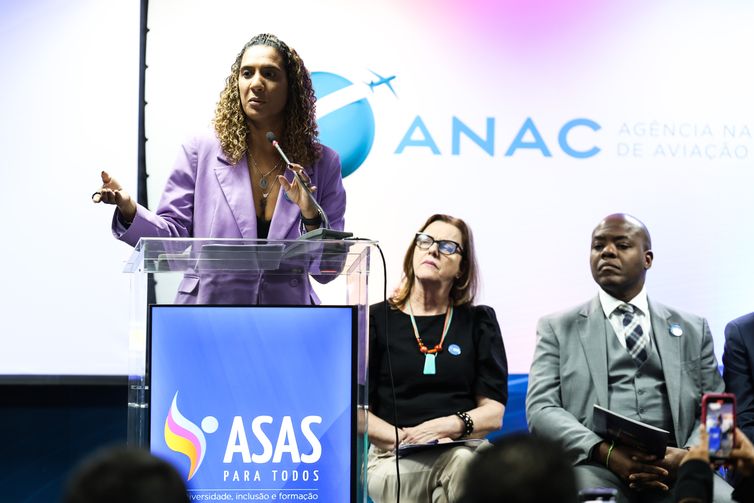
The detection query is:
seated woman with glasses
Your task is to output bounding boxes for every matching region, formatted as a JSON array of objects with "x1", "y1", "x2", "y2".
[{"x1": 367, "y1": 214, "x2": 509, "y2": 503}]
